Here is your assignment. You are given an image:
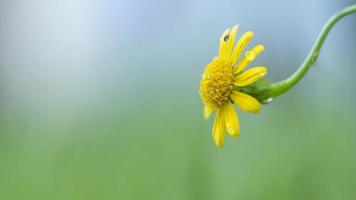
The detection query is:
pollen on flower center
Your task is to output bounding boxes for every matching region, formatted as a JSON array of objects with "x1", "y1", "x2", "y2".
[{"x1": 200, "y1": 59, "x2": 234, "y2": 108}]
